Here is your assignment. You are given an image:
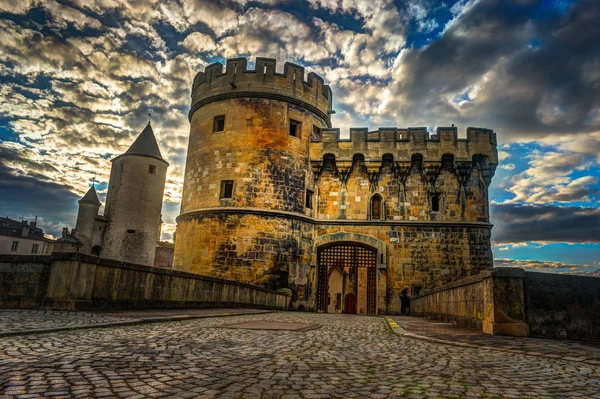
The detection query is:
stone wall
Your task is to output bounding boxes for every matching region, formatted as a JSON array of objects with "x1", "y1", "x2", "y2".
[
  {"x1": 0, "y1": 253, "x2": 290, "y2": 311},
  {"x1": 409, "y1": 273, "x2": 486, "y2": 330},
  {"x1": 411, "y1": 268, "x2": 529, "y2": 337},
  {"x1": 174, "y1": 212, "x2": 313, "y2": 290},
  {"x1": 0, "y1": 256, "x2": 51, "y2": 308},
  {"x1": 524, "y1": 272, "x2": 600, "y2": 341},
  {"x1": 412, "y1": 268, "x2": 600, "y2": 340}
]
